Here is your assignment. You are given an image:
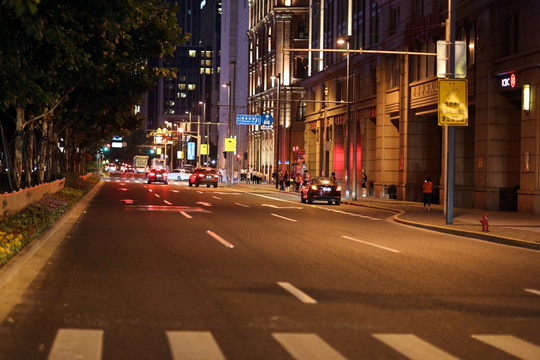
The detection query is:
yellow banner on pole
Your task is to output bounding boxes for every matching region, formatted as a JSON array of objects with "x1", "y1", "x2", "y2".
[
  {"x1": 200, "y1": 144, "x2": 208, "y2": 155},
  {"x1": 225, "y1": 138, "x2": 236, "y2": 152},
  {"x1": 438, "y1": 79, "x2": 468, "y2": 126}
]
